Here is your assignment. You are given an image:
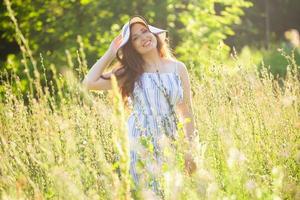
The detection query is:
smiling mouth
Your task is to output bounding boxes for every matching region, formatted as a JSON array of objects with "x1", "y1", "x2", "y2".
[{"x1": 143, "y1": 40, "x2": 151, "y2": 47}]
